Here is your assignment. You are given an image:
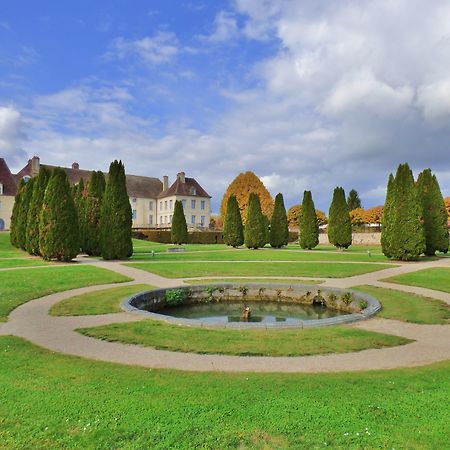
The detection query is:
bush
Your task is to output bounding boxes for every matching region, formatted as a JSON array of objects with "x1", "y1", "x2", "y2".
[
  {"x1": 165, "y1": 289, "x2": 186, "y2": 306},
  {"x1": 133, "y1": 230, "x2": 224, "y2": 244}
]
